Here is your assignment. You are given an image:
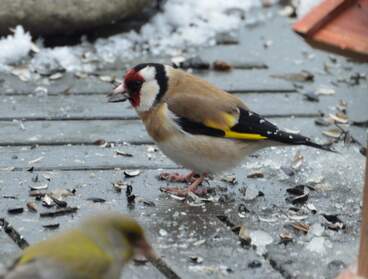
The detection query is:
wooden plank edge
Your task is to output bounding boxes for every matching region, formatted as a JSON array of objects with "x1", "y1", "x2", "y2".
[
  {"x1": 293, "y1": 0, "x2": 356, "y2": 37},
  {"x1": 358, "y1": 143, "x2": 368, "y2": 277}
]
